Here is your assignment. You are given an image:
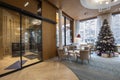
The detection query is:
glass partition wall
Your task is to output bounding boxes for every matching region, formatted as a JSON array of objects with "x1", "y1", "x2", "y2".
[
  {"x1": 0, "y1": 7, "x2": 42, "y2": 75},
  {"x1": 0, "y1": 7, "x2": 21, "y2": 75},
  {"x1": 22, "y1": 15, "x2": 42, "y2": 66}
]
